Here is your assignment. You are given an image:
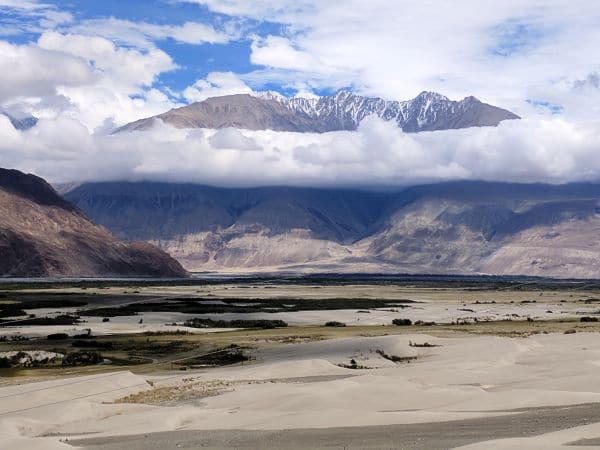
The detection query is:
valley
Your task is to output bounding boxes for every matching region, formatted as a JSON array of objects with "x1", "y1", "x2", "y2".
[
  {"x1": 64, "y1": 180, "x2": 600, "y2": 278},
  {"x1": 2, "y1": 276, "x2": 600, "y2": 449}
]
